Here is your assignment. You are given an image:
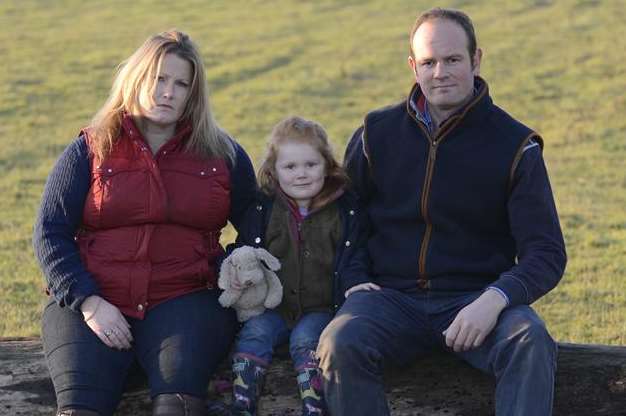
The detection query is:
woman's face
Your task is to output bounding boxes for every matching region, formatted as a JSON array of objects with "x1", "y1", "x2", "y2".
[{"x1": 140, "y1": 53, "x2": 193, "y2": 130}]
